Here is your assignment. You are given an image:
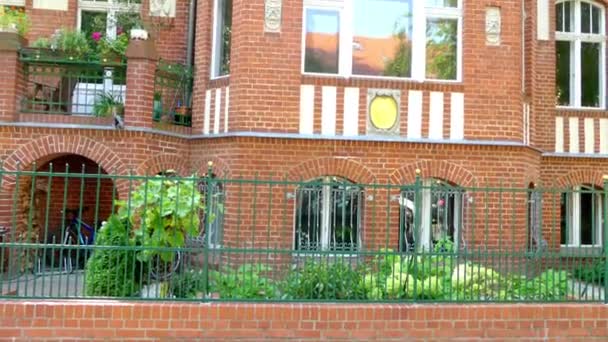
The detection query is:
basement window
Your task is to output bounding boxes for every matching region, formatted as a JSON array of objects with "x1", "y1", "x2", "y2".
[
  {"x1": 560, "y1": 185, "x2": 603, "y2": 247},
  {"x1": 302, "y1": 0, "x2": 462, "y2": 81},
  {"x1": 399, "y1": 179, "x2": 463, "y2": 252},
  {"x1": 211, "y1": 0, "x2": 232, "y2": 78},
  {"x1": 555, "y1": 0, "x2": 606, "y2": 108},
  {"x1": 294, "y1": 177, "x2": 363, "y2": 252}
]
